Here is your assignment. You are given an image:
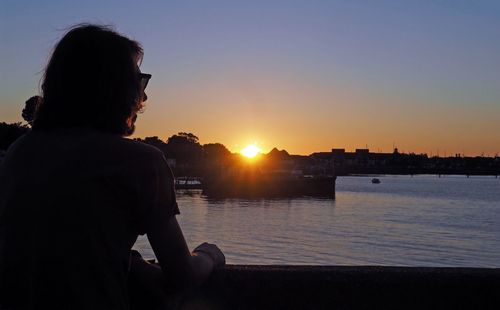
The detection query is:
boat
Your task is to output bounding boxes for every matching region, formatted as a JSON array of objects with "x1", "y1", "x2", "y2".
[
  {"x1": 371, "y1": 178, "x2": 381, "y2": 184},
  {"x1": 202, "y1": 171, "x2": 336, "y2": 198}
]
